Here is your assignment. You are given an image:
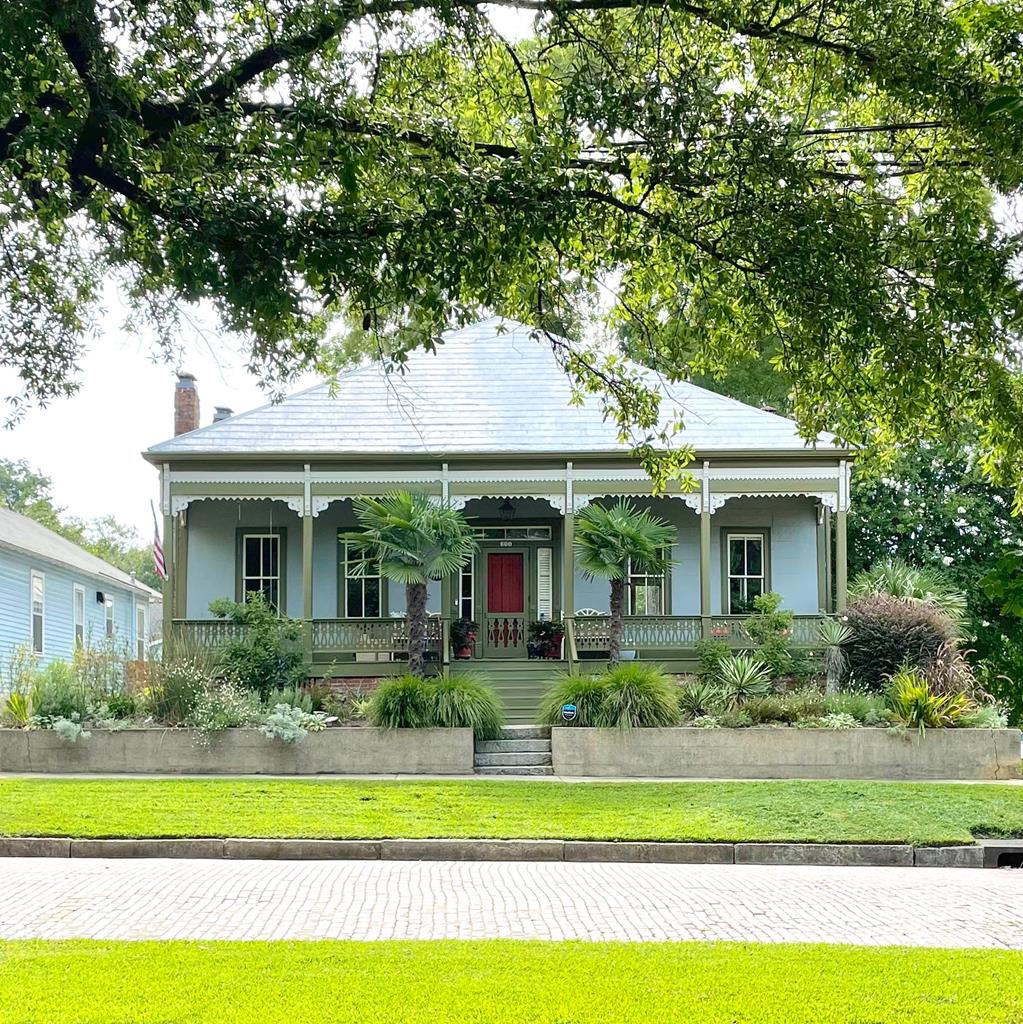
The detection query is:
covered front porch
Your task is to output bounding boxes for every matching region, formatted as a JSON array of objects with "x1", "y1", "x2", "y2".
[{"x1": 161, "y1": 459, "x2": 848, "y2": 675}]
